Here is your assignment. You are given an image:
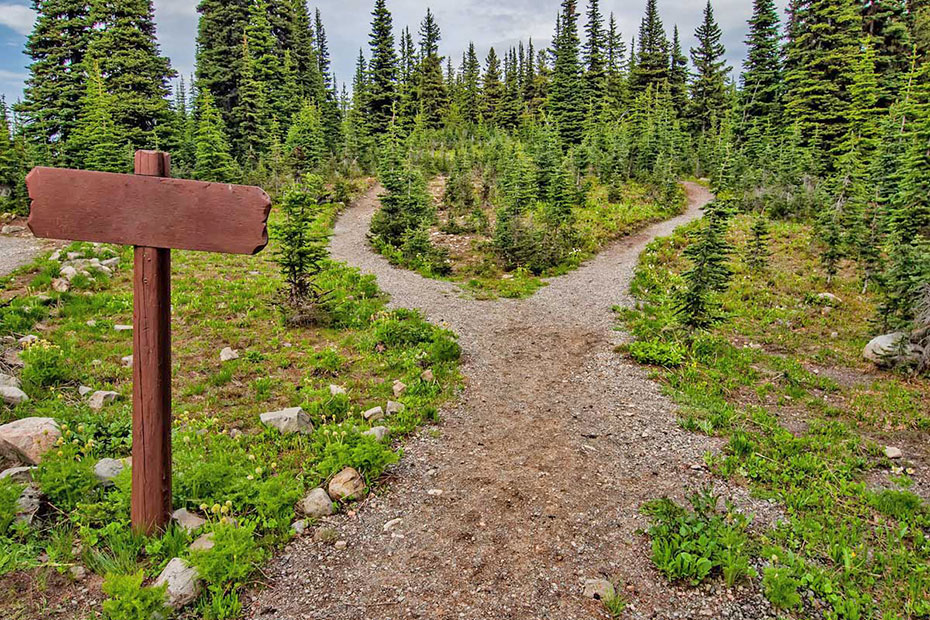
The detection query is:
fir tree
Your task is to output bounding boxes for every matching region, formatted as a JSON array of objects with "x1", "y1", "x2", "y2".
[
  {"x1": 669, "y1": 26, "x2": 689, "y2": 114},
  {"x1": 498, "y1": 50, "x2": 523, "y2": 128},
  {"x1": 739, "y1": 0, "x2": 782, "y2": 127},
  {"x1": 584, "y1": 0, "x2": 607, "y2": 117},
  {"x1": 482, "y1": 48, "x2": 504, "y2": 125},
  {"x1": 367, "y1": 0, "x2": 399, "y2": 135},
  {"x1": 289, "y1": 0, "x2": 322, "y2": 101},
  {"x1": 606, "y1": 14, "x2": 627, "y2": 112},
  {"x1": 631, "y1": 0, "x2": 669, "y2": 93},
  {"x1": 677, "y1": 203, "x2": 732, "y2": 327},
  {"x1": 0, "y1": 100, "x2": 25, "y2": 212},
  {"x1": 195, "y1": 0, "x2": 249, "y2": 128},
  {"x1": 233, "y1": 34, "x2": 270, "y2": 164},
  {"x1": 194, "y1": 89, "x2": 238, "y2": 183},
  {"x1": 861, "y1": 0, "x2": 912, "y2": 108},
  {"x1": 550, "y1": 0, "x2": 586, "y2": 144},
  {"x1": 315, "y1": 8, "x2": 332, "y2": 91},
  {"x1": 17, "y1": 0, "x2": 93, "y2": 164},
  {"x1": 67, "y1": 59, "x2": 131, "y2": 173},
  {"x1": 285, "y1": 100, "x2": 325, "y2": 175},
  {"x1": 746, "y1": 214, "x2": 771, "y2": 271},
  {"x1": 417, "y1": 8, "x2": 447, "y2": 128},
  {"x1": 689, "y1": 1, "x2": 731, "y2": 135},
  {"x1": 461, "y1": 43, "x2": 482, "y2": 124}
]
